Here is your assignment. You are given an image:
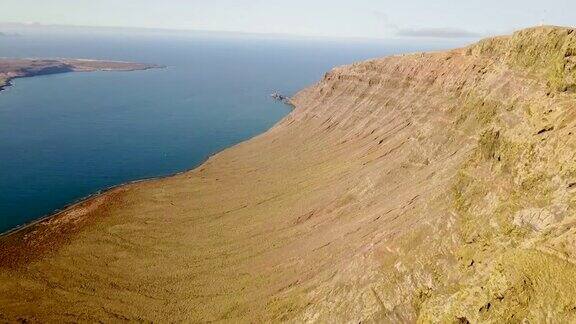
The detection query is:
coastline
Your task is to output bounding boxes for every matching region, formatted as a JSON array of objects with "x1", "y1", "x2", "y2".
[
  {"x1": 0, "y1": 58, "x2": 164, "y2": 237},
  {"x1": 0, "y1": 79, "x2": 12, "y2": 92},
  {"x1": 0, "y1": 101, "x2": 297, "y2": 269},
  {"x1": 0, "y1": 77, "x2": 290, "y2": 239},
  {"x1": 0, "y1": 144, "x2": 227, "y2": 238}
]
